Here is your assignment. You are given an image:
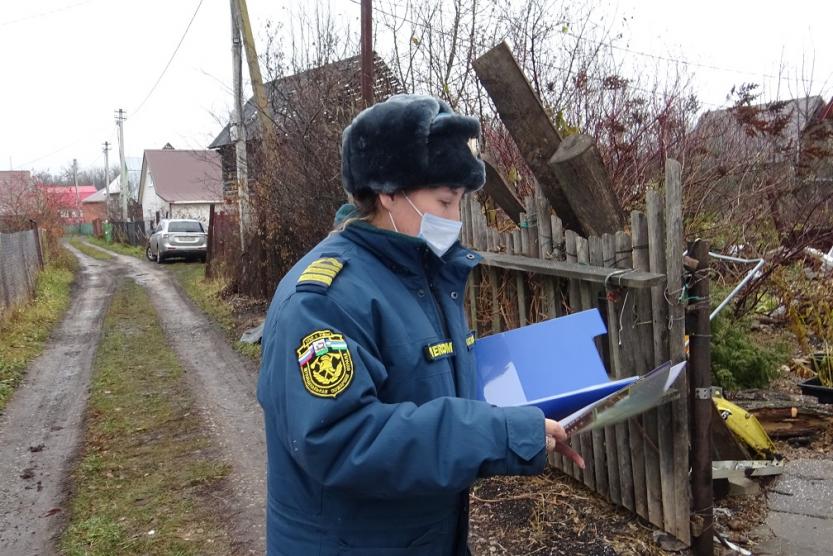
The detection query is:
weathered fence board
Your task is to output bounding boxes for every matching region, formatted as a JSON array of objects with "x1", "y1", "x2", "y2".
[
  {"x1": 628, "y1": 210, "x2": 652, "y2": 523},
  {"x1": 0, "y1": 228, "x2": 42, "y2": 317},
  {"x1": 665, "y1": 160, "x2": 692, "y2": 546},
  {"x1": 463, "y1": 159, "x2": 692, "y2": 546},
  {"x1": 476, "y1": 252, "x2": 663, "y2": 287},
  {"x1": 576, "y1": 236, "x2": 596, "y2": 489}
]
